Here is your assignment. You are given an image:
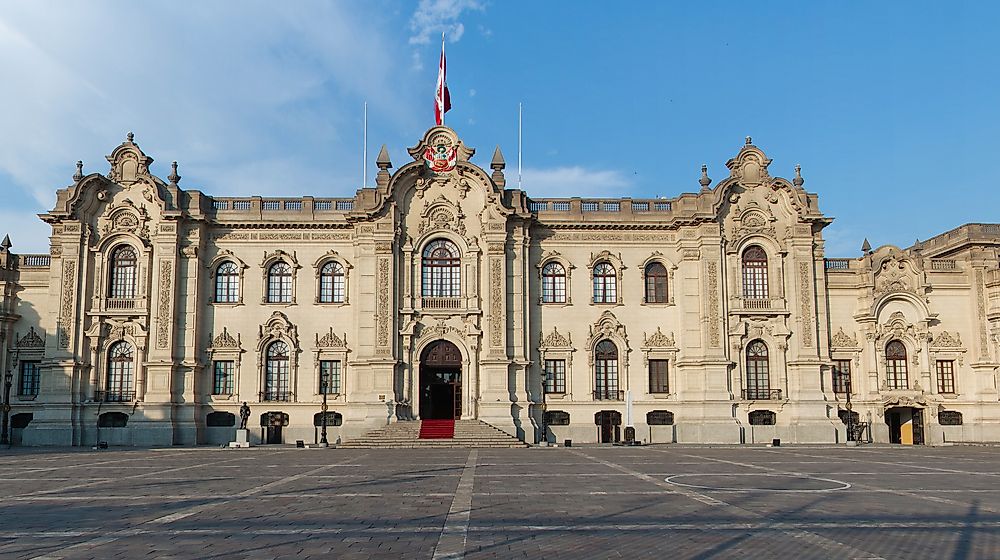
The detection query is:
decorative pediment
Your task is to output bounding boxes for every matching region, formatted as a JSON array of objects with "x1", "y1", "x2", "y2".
[
  {"x1": 16, "y1": 327, "x2": 45, "y2": 349},
  {"x1": 831, "y1": 327, "x2": 859, "y2": 348},
  {"x1": 99, "y1": 199, "x2": 151, "y2": 240},
  {"x1": 418, "y1": 196, "x2": 467, "y2": 236},
  {"x1": 643, "y1": 327, "x2": 675, "y2": 348},
  {"x1": 258, "y1": 311, "x2": 298, "y2": 349},
  {"x1": 540, "y1": 327, "x2": 572, "y2": 349},
  {"x1": 588, "y1": 250, "x2": 624, "y2": 271},
  {"x1": 106, "y1": 132, "x2": 154, "y2": 186},
  {"x1": 731, "y1": 200, "x2": 777, "y2": 241},
  {"x1": 316, "y1": 328, "x2": 347, "y2": 349},
  {"x1": 407, "y1": 126, "x2": 475, "y2": 176},
  {"x1": 588, "y1": 310, "x2": 628, "y2": 348},
  {"x1": 872, "y1": 247, "x2": 924, "y2": 299},
  {"x1": 726, "y1": 138, "x2": 772, "y2": 186},
  {"x1": 261, "y1": 249, "x2": 298, "y2": 268},
  {"x1": 931, "y1": 330, "x2": 963, "y2": 348},
  {"x1": 210, "y1": 327, "x2": 241, "y2": 349},
  {"x1": 413, "y1": 318, "x2": 466, "y2": 347}
]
